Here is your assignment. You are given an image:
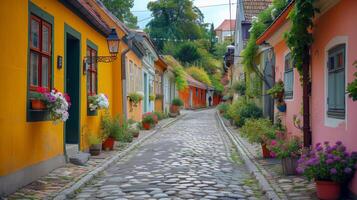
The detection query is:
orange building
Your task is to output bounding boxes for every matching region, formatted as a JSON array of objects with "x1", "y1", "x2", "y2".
[
  {"x1": 154, "y1": 56, "x2": 168, "y2": 112},
  {"x1": 179, "y1": 75, "x2": 207, "y2": 109}
]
